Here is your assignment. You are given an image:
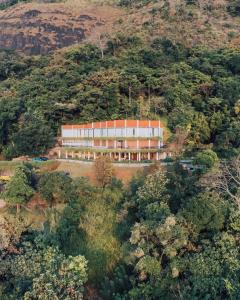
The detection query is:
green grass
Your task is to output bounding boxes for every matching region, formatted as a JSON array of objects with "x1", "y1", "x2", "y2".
[
  {"x1": 0, "y1": 160, "x2": 59, "y2": 174},
  {"x1": 0, "y1": 161, "x2": 22, "y2": 174}
]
